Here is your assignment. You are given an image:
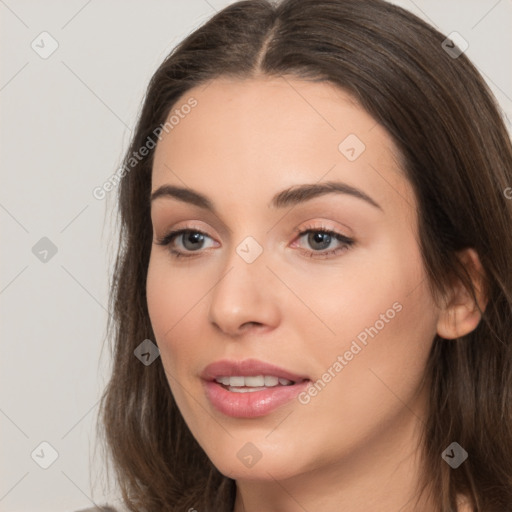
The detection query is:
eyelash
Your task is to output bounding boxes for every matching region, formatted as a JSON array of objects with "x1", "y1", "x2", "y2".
[{"x1": 155, "y1": 224, "x2": 355, "y2": 260}]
